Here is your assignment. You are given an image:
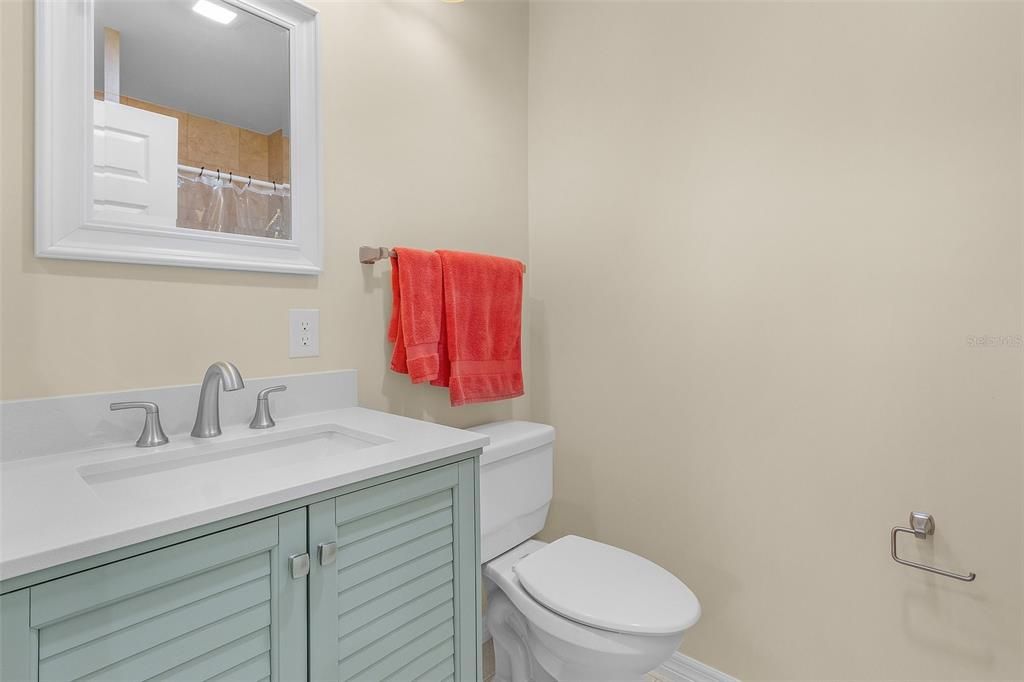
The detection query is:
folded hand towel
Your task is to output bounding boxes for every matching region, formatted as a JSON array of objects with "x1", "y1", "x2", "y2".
[
  {"x1": 387, "y1": 256, "x2": 401, "y2": 345},
  {"x1": 434, "y1": 250, "x2": 525, "y2": 406},
  {"x1": 388, "y1": 248, "x2": 444, "y2": 383}
]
